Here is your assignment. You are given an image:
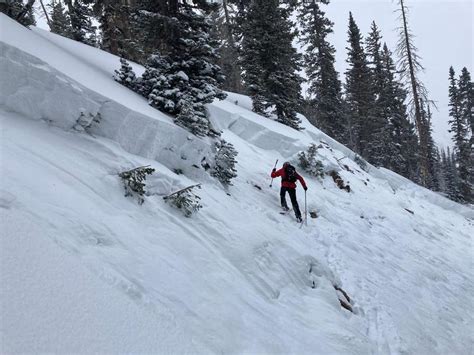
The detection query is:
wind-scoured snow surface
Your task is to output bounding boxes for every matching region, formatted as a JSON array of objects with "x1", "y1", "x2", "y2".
[{"x1": 1, "y1": 14, "x2": 473, "y2": 354}]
